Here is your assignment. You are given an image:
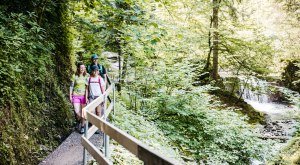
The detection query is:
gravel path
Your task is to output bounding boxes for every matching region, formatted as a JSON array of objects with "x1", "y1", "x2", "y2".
[{"x1": 39, "y1": 132, "x2": 104, "y2": 165}]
